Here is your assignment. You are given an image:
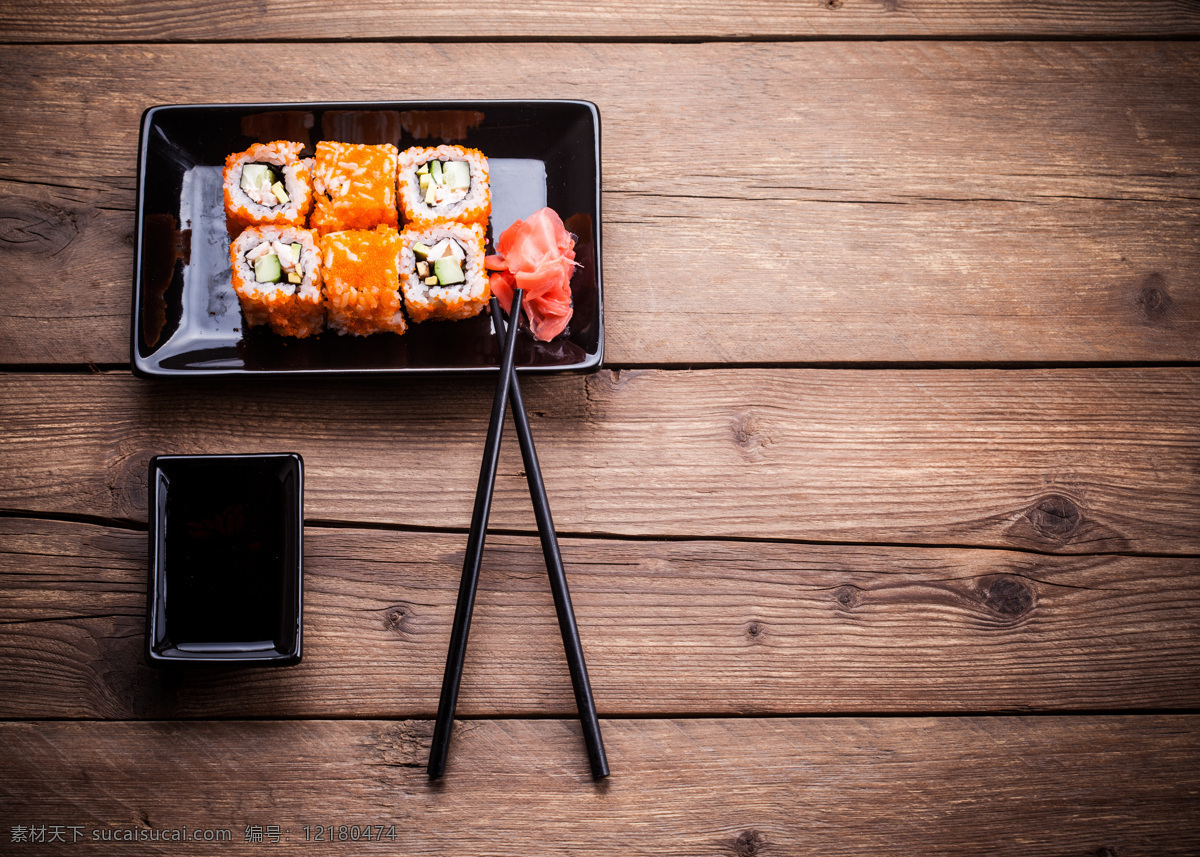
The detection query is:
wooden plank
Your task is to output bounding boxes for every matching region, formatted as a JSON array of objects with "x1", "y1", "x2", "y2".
[
  {"x1": 2, "y1": 518, "x2": 1198, "y2": 719},
  {"x1": 2, "y1": 369, "x2": 1198, "y2": 552},
  {"x1": 2, "y1": 0, "x2": 1199, "y2": 41},
  {"x1": 3, "y1": 717, "x2": 1198, "y2": 855},
  {"x1": 1, "y1": 42, "x2": 1198, "y2": 365},
  {"x1": 0, "y1": 178, "x2": 133, "y2": 366}
]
